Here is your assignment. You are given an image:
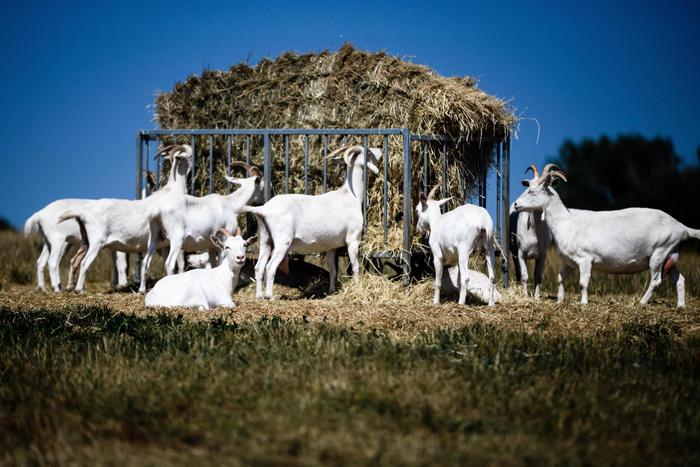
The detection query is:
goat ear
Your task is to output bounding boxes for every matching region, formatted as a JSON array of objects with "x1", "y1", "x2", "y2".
[
  {"x1": 521, "y1": 179, "x2": 530, "y2": 187},
  {"x1": 437, "y1": 197, "x2": 453, "y2": 207},
  {"x1": 368, "y1": 148, "x2": 382, "y2": 161},
  {"x1": 224, "y1": 176, "x2": 244, "y2": 186},
  {"x1": 245, "y1": 235, "x2": 258, "y2": 246},
  {"x1": 210, "y1": 235, "x2": 224, "y2": 250},
  {"x1": 419, "y1": 192, "x2": 428, "y2": 210}
]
